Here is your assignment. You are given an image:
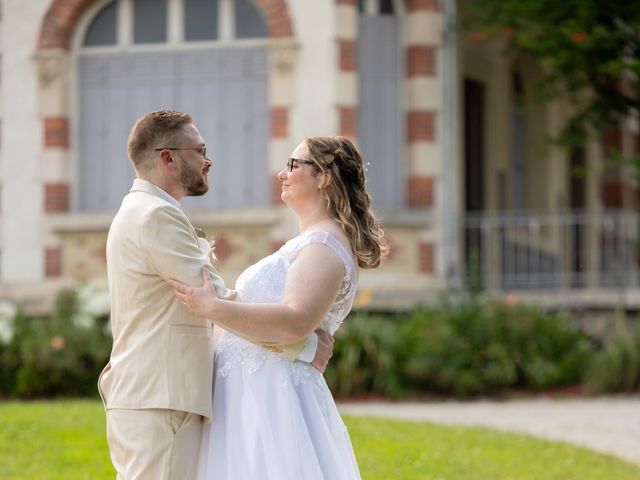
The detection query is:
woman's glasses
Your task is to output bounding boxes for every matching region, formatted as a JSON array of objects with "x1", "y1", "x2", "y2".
[{"x1": 286, "y1": 157, "x2": 316, "y2": 172}]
